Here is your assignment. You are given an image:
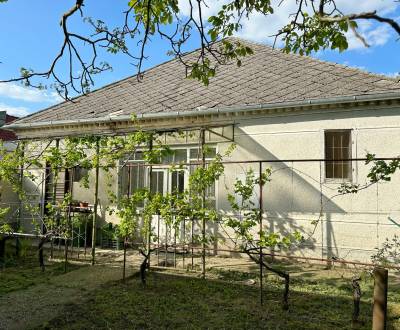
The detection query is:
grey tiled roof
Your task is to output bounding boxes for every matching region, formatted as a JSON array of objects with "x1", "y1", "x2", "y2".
[{"x1": 15, "y1": 38, "x2": 400, "y2": 125}]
